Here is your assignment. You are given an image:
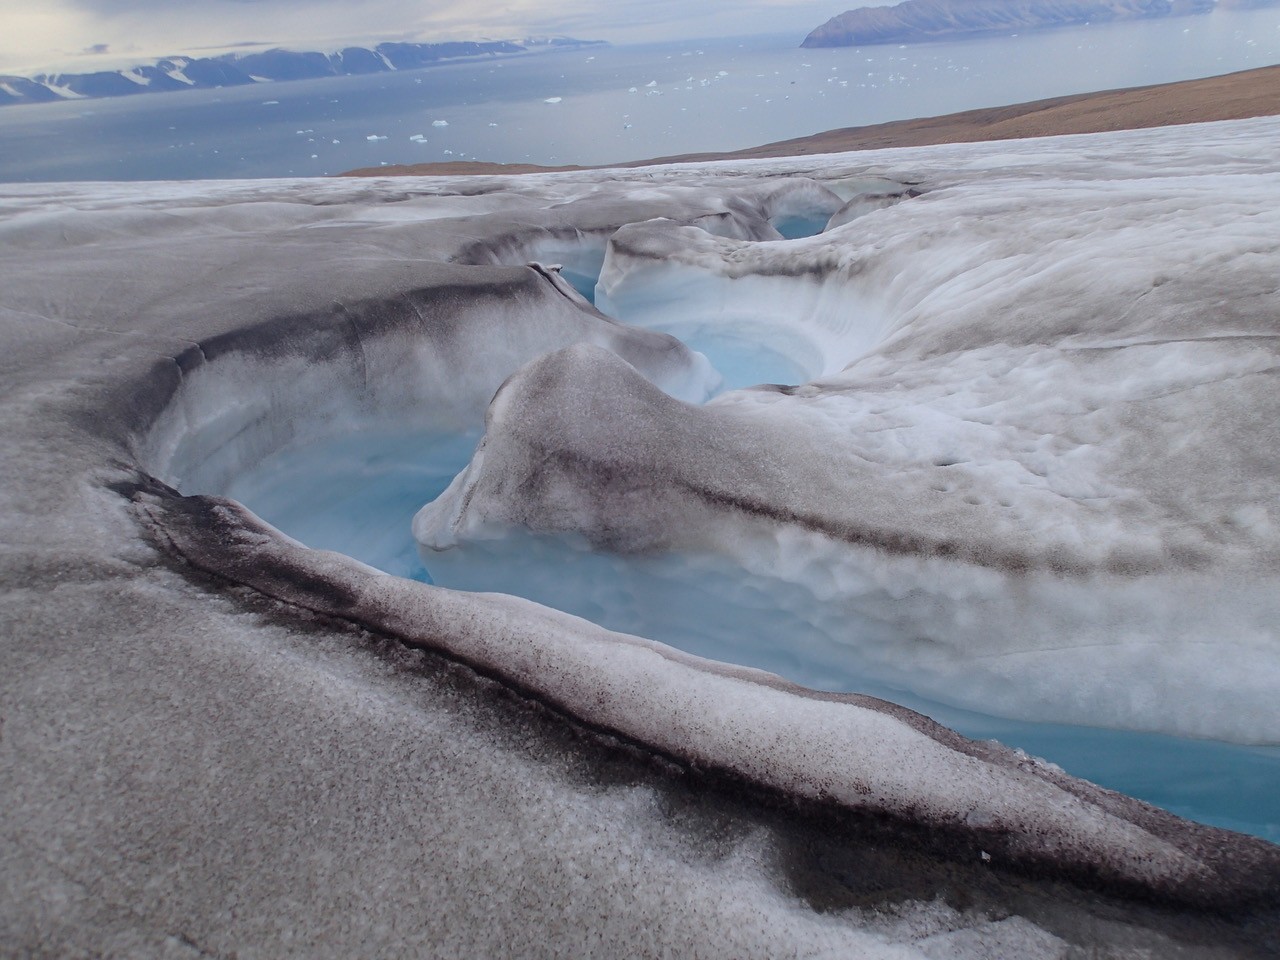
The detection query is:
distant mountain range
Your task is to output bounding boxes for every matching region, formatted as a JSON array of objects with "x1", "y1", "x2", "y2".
[
  {"x1": 801, "y1": 0, "x2": 1271, "y2": 48},
  {"x1": 0, "y1": 37, "x2": 605, "y2": 107}
]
